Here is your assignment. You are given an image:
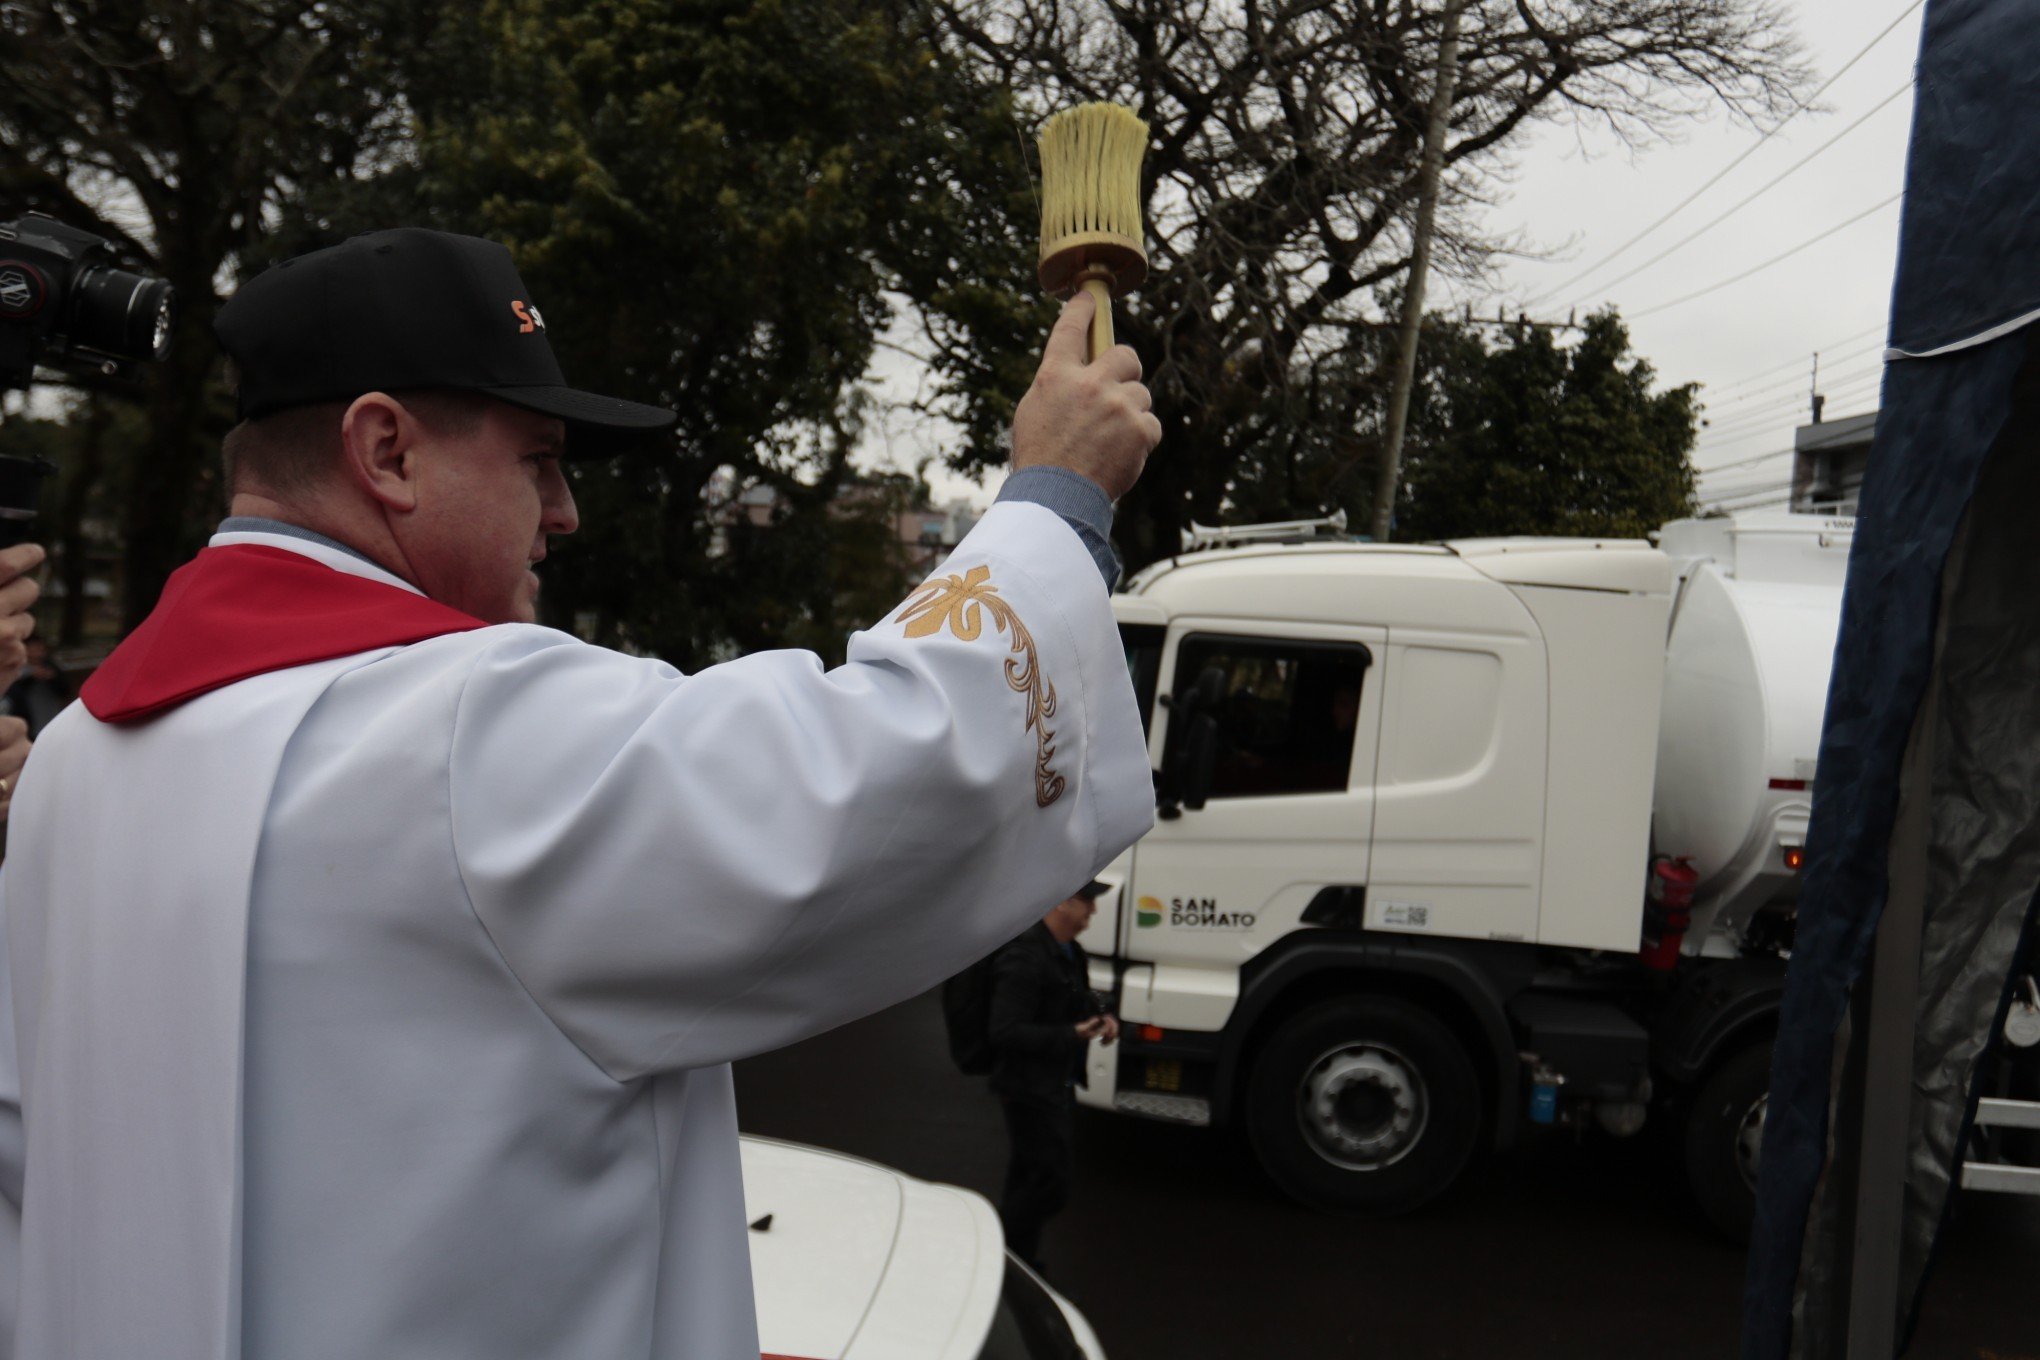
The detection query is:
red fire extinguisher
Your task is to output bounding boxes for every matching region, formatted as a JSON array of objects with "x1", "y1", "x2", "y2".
[{"x1": 1641, "y1": 856, "x2": 1699, "y2": 971}]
